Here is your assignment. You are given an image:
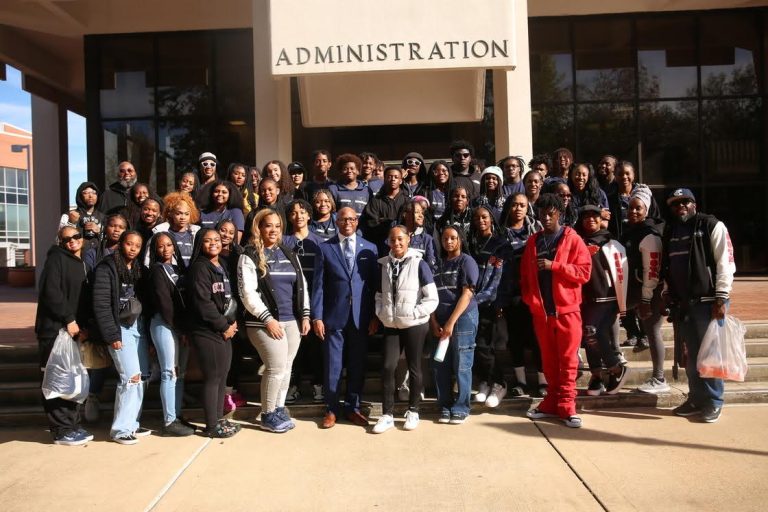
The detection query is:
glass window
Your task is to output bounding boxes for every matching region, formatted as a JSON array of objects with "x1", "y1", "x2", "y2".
[
  {"x1": 5, "y1": 168, "x2": 16, "y2": 189},
  {"x1": 702, "y1": 98, "x2": 762, "y2": 180},
  {"x1": 5, "y1": 193, "x2": 17, "y2": 204},
  {"x1": 700, "y1": 13, "x2": 759, "y2": 96},
  {"x1": 158, "y1": 119, "x2": 215, "y2": 195},
  {"x1": 17, "y1": 194, "x2": 27, "y2": 205},
  {"x1": 637, "y1": 17, "x2": 697, "y2": 98},
  {"x1": 703, "y1": 185, "x2": 765, "y2": 271},
  {"x1": 576, "y1": 103, "x2": 637, "y2": 166},
  {"x1": 639, "y1": 100, "x2": 699, "y2": 186},
  {"x1": 532, "y1": 104, "x2": 575, "y2": 155},
  {"x1": 156, "y1": 33, "x2": 212, "y2": 116},
  {"x1": 530, "y1": 20, "x2": 573, "y2": 102},
  {"x1": 0, "y1": 205, "x2": 5, "y2": 232},
  {"x1": 0, "y1": 168, "x2": 4, "y2": 187},
  {"x1": 16, "y1": 169, "x2": 27, "y2": 191},
  {"x1": 6, "y1": 204, "x2": 17, "y2": 231},
  {"x1": 215, "y1": 31, "x2": 255, "y2": 116},
  {"x1": 99, "y1": 36, "x2": 154, "y2": 118},
  {"x1": 17, "y1": 205, "x2": 29, "y2": 234},
  {"x1": 102, "y1": 120, "x2": 157, "y2": 188},
  {"x1": 574, "y1": 18, "x2": 634, "y2": 100}
]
